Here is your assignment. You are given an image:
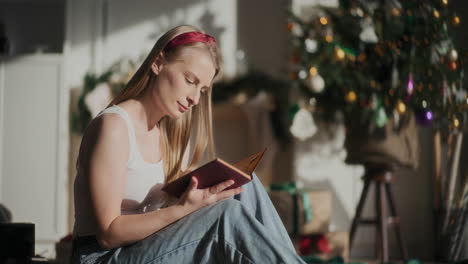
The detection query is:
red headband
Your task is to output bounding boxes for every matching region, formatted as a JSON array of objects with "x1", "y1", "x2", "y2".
[{"x1": 163, "y1": 32, "x2": 217, "y2": 52}]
